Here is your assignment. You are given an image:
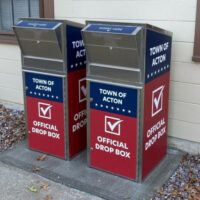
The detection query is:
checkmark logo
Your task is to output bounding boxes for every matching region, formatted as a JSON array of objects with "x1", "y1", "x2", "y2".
[
  {"x1": 152, "y1": 85, "x2": 165, "y2": 117},
  {"x1": 81, "y1": 85, "x2": 87, "y2": 97},
  {"x1": 38, "y1": 102, "x2": 52, "y2": 119},
  {"x1": 79, "y1": 78, "x2": 87, "y2": 103},
  {"x1": 105, "y1": 116, "x2": 123, "y2": 136}
]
